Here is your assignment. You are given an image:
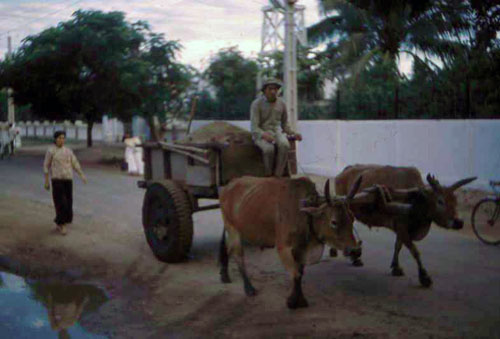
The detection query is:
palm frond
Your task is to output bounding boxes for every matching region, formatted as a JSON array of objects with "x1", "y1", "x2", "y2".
[
  {"x1": 400, "y1": 48, "x2": 440, "y2": 74},
  {"x1": 317, "y1": 0, "x2": 351, "y2": 16},
  {"x1": 354, "y1": 47, "x2": 380, "y2": 74},
  {"x1": 410, "y1": 37, "x2": 466, "y2": 62},
  {"x1": 307, "y1": 16, "x2": 344, "y2": 45}
]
